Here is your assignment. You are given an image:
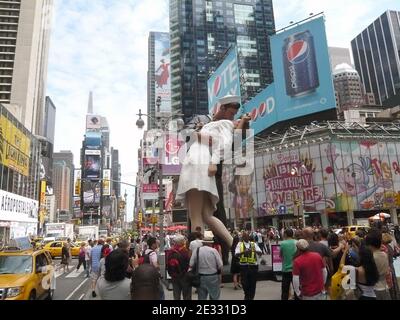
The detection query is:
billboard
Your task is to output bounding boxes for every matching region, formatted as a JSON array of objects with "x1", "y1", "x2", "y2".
[
  {"x1": 0, "y1": 115, "x2": 31, "y2": 176},
  {"x1": 0, "y1": 189, "x2": 38, "y2": 223},
  {"x1": 143, "y1": 183, "x2": 159, "y2": 200},
  {"x1": 82, "y1": 181, "x2": 101, "y2": 206},
  {"x1": 73, "y1": 197, "x2": 81, "y2": 218},
  {"x1": 161, "y1": 133, "x2": 183, "y2": 175},
  {"x1": 84, "y1": 154, "x2": 101, "y2": 179},
  {"x1": 86, "y1": 115, "x2": 101, "y2": 130},
  {"x1": 243, "y1": 140, "x2": 400, "y2": 222},
  {"x1": 243, "y1": 17, "x2": 336, "y2": 135},
  {"x1": 102, "y1": 169, "x2": 111, "y2": 196},
  {"x1": 270, "y1": 16, "x2": 335, "y2": 121},
  {"x1": 74, "y1": 169, "x2": 81, "y2": 197},
  {"x1": 208, "y1": 46, "x2": 241, "y2": 115},
  {"x1": 142, "y1": 130, "x2": 159, "y2": 165},
  {"x1": 85, "y1": 131, "x2": 102, "y2": 149},
  {"x1": 154, "y1": 32, "x2": 171, "y2": 115}
]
